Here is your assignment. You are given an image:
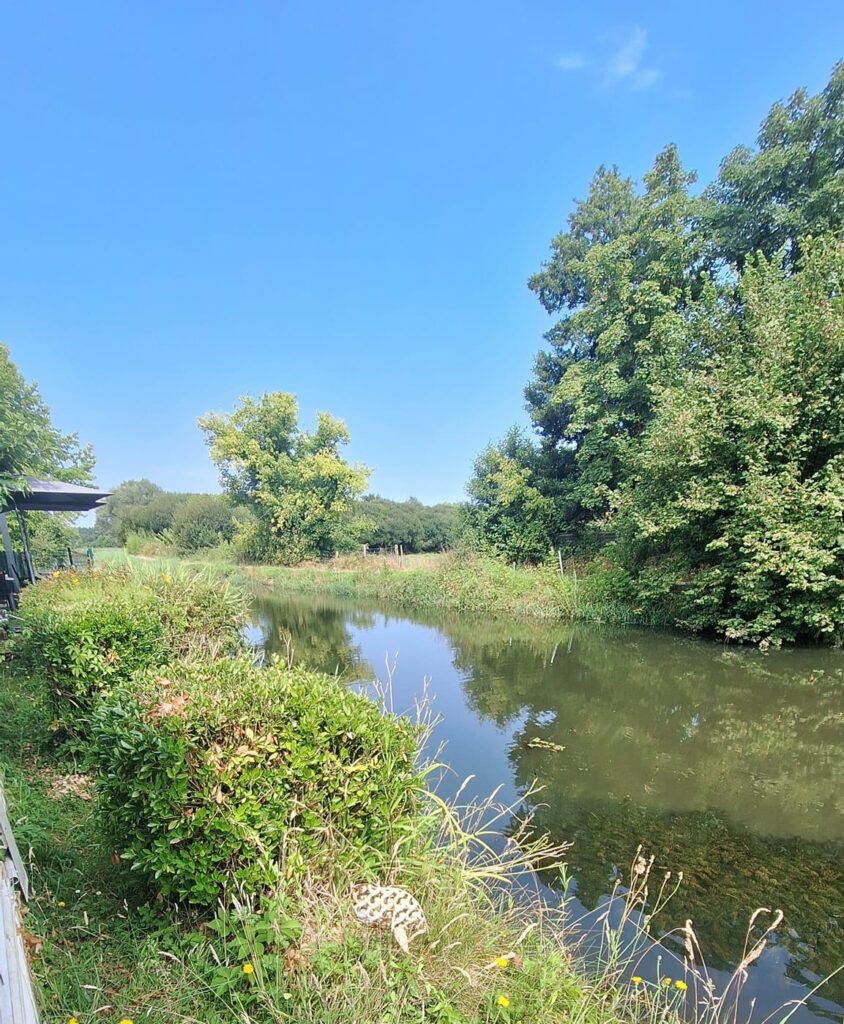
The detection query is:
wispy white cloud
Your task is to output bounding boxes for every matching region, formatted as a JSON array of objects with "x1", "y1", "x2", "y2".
[
  {"x1": 554, "y1": 26, "x2": 662, "y2": 93},
  {"x1": 604, "y1": 26, "x2": 648, "y2": 84},
  {"x1": 631, "y1": 67, "x2": 661, "y2": 91},
  {"x1": 555, "y1": 52, "x2": 589, "y2": 71}
]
